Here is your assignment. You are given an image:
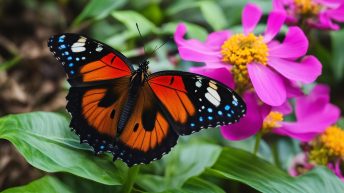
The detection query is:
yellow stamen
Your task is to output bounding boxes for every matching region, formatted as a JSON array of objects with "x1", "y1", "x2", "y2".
[
  {"x1": 293, "y1": 0, "x2": 321, "y2": 16},
  {"x1": 221, "y1": 33, "x2": 269, "y2": 90},
  {"x1": 321, "y1": 125, "x2": 344, "y2": 159},
  {"x1": 262, "y1": 111, "x2": 284, "y2": 133}
]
